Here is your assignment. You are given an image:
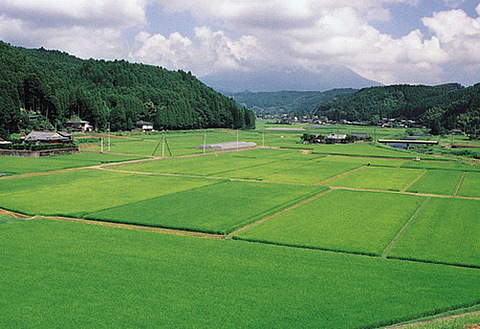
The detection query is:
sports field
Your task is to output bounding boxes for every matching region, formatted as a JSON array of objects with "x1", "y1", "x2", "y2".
[{"x1": 1, "y1": 128, "x2": 479, "y2": 328}]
